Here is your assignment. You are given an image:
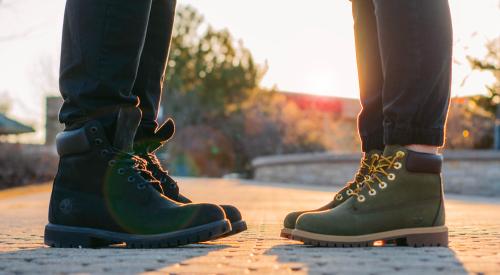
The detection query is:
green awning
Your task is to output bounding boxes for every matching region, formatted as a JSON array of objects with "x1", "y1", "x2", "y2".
[{"x1": 0, "y1": 113, "x2": 35, "y2": 135}]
